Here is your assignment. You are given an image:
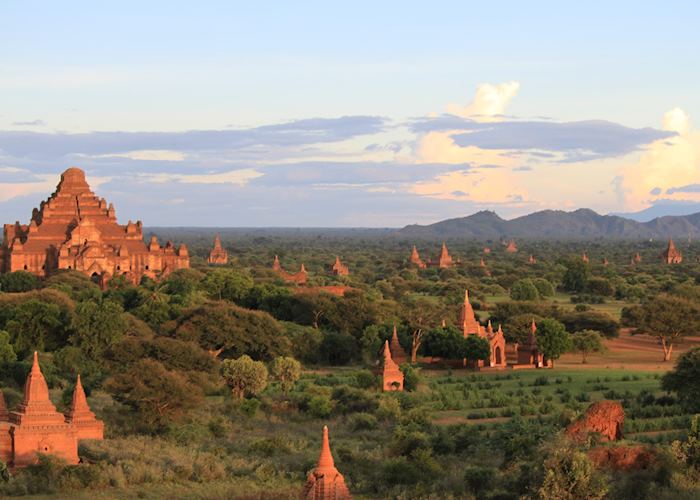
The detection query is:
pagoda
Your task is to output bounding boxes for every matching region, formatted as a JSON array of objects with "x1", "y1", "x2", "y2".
[
  {"x1": 661, "y1": 239, "x2": 682, "y2": 264},
  {"x1": 528, "y1": 254, "x2": 536, "y2": 264},
  {"x1": 582, "y1": 252, "x2": 589, "y2": 263},
  {"x1": 633, "y1": 252, "x2": 642, "y2": 264},
  {"x1": 381, "y1": 341, "x2": 404, "y2": 391},
  {"x1": 0, "y1": 353, "x2": 104, "y2": 467},
  {"x1": 0, "y1": 168, "x2": 189, "y2": 287},
  {"x1": 303, "y1": 426, "x2": 352, "y2": 499},
  {"x1": 505, "y1": 240, "x2": 518, "y2": 253},
  {"x1": 409, "y1": 245, "x2": 426, "y2": 269},
  {"x1": 460, "y1": 290, "x2": 506, "y2": 368},
  {"x1": 514, "y1": 319, "x2": 548, "y2": 368},
  {"x1": 208, "y1": 234, "x2": 228, "y2": 265},
  {"x1": 330, "y1": 256, "x2": 349, "y2": 276},
  {"x1": 389, "y1": 325, "x2": 408, "y2": 365},
  {"x1": 428, "y1": 242, "x2": 453, "y2": 268}
]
